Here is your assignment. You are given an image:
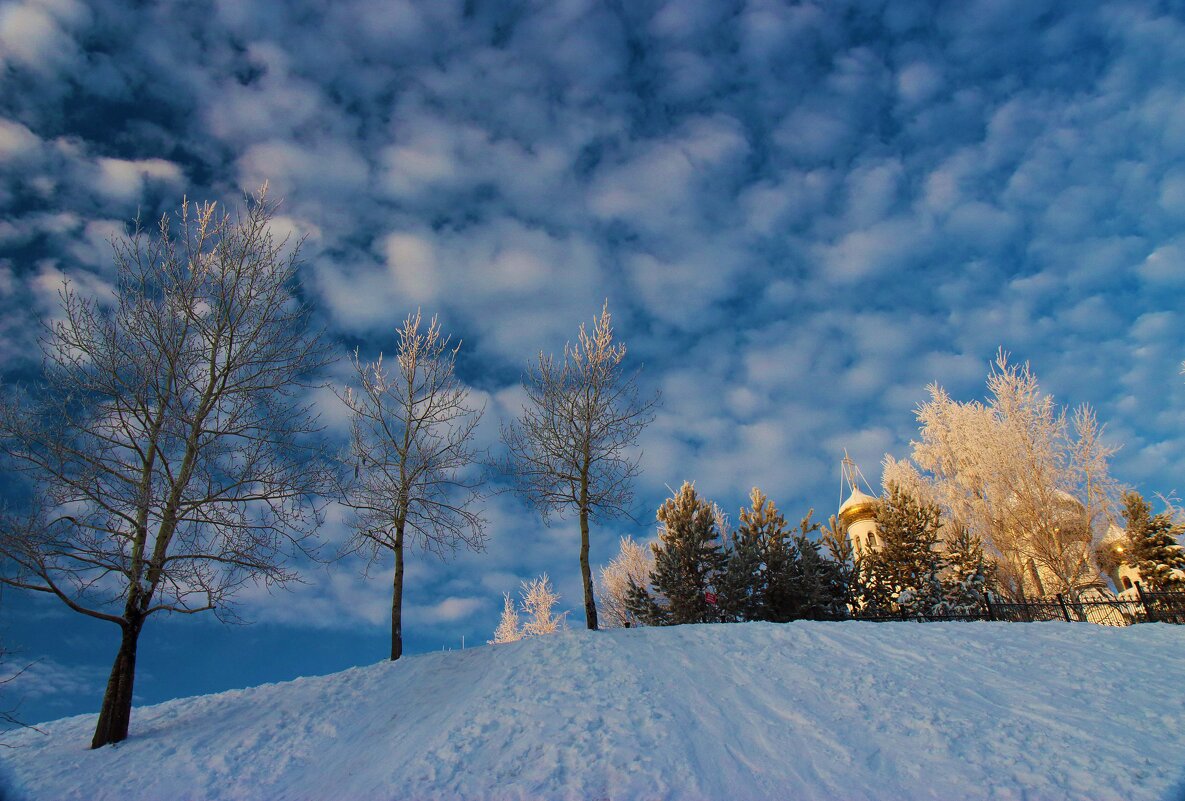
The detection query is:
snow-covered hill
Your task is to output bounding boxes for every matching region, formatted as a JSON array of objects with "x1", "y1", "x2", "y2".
[{"x1": 3, "y1": 621, "x2": 1184, "y2": 801}]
